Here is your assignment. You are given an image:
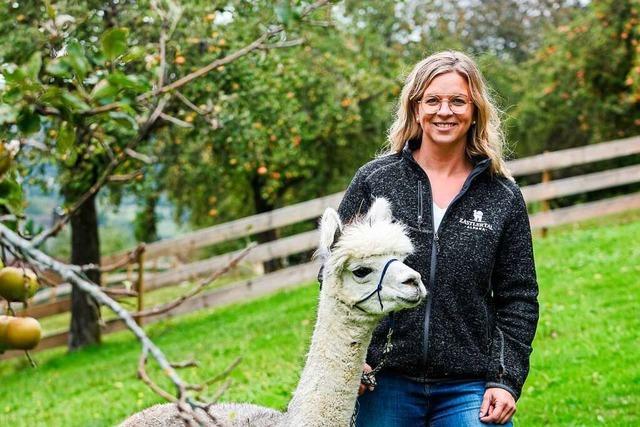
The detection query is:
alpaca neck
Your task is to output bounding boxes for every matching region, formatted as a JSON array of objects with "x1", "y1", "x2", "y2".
[{"x1": 283, "y1": 286, "x2": 378, "y2": 427}]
